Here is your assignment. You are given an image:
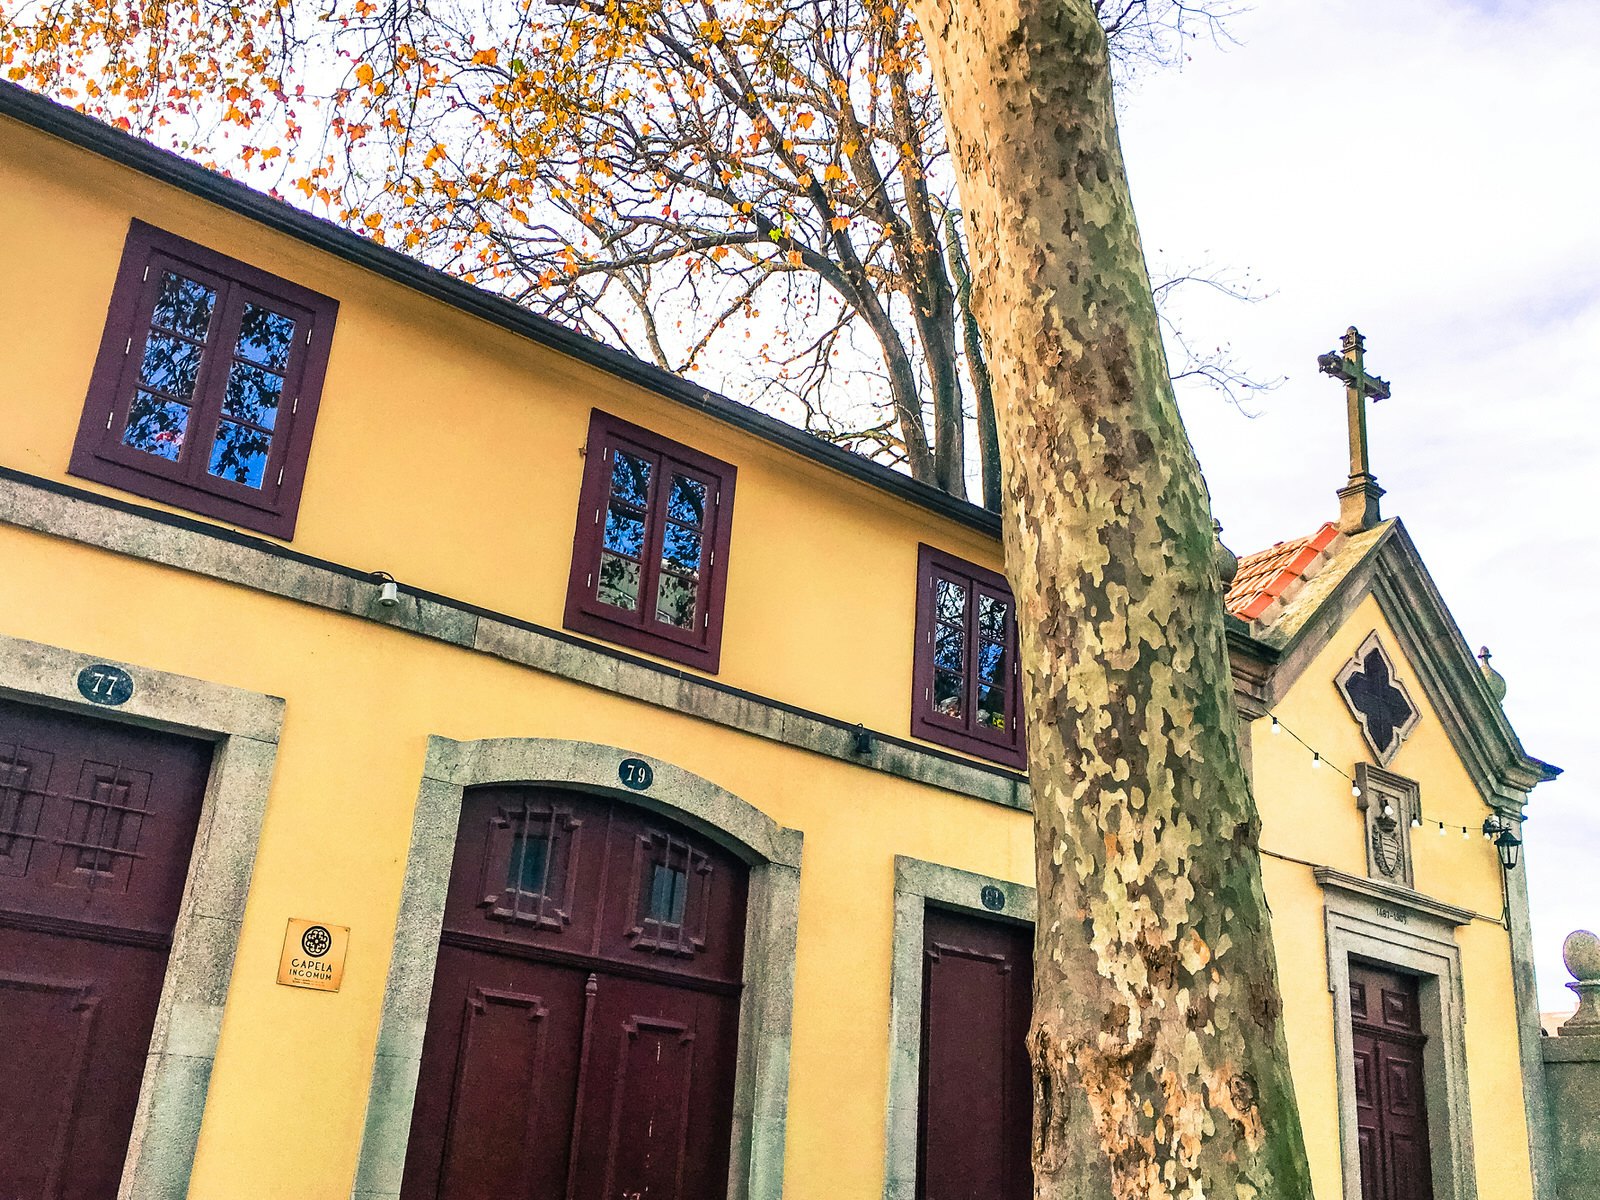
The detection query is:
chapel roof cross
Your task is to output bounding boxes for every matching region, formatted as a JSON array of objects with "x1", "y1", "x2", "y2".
[{"x1": 1318, "y1": 326, "x2": 1391, "y2": 533}]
